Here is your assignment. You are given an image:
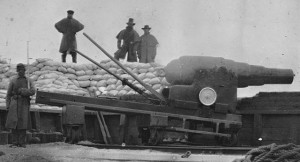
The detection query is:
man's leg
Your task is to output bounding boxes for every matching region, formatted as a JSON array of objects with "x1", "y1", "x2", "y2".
[
  {"x1": 61, "y1": 52, "x2": 67, "y2": 63},
  {"x1": 18, "y1": 129, "x2": 26, "y2": 147},
  {"x1": 70, "y1": 51, "x2": 77, "y2": 63},
  {"x1": 9, "y1": 129, "x2": 18, "y2": 147},
  {"x1": 127, "y1": 46, "x2": 137, "y2": 62}
]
